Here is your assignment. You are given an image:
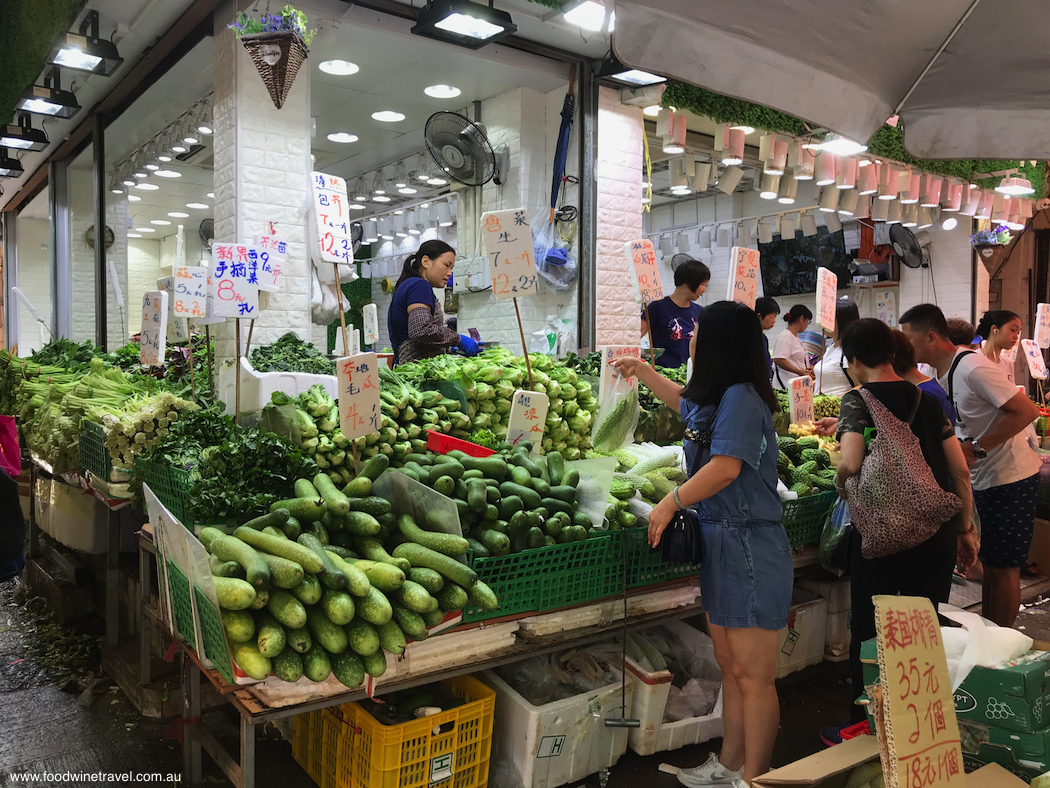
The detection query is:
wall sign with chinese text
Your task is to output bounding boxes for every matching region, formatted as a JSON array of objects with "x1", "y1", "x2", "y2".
[
  {"x1": 507, "y1": 390, "x2": 550, "y2": 446},
  {"x1": 140, "y1": 291, "x2": 168, "y2": 366},
  {"x1": 253, "y1": 233, "x2": 287, "y2": 293},
  {"x1": 481, "y1": 208, "x2": 538, "y2": 300},
  {"x1": 1021, "y1": 339, "x2": 1048, "y2": 380},
  {"x1": 337, "y1": 353, "x2": 381, "y2": 441},
  {"x1": 816, "y1": 267, "x2": 838, "y2": 332},
  {"x1": 790, "y1": 375, "x2": 814, "y2": 424},
  {"x1": 172, "y1": 266, "x2": 209, "y2": 318},
  {"x1": 312, "y1": 171, "x2": 354, "y2": 267},
  {"x1": 726, "y1": 246, "x2": 759, "y2": 309},
  {"x1": 624, "y1": 239, "x2": 664, "y2": 306},
  {"x1": 877, "y1": 289, "x2": 898, "y2": 328},
  {"x1": 874, "y1": 595, "x2": 964, "y2": 788},
  {"x1": 211, "y1": 243, "x2": 260, "y2": 318}
]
